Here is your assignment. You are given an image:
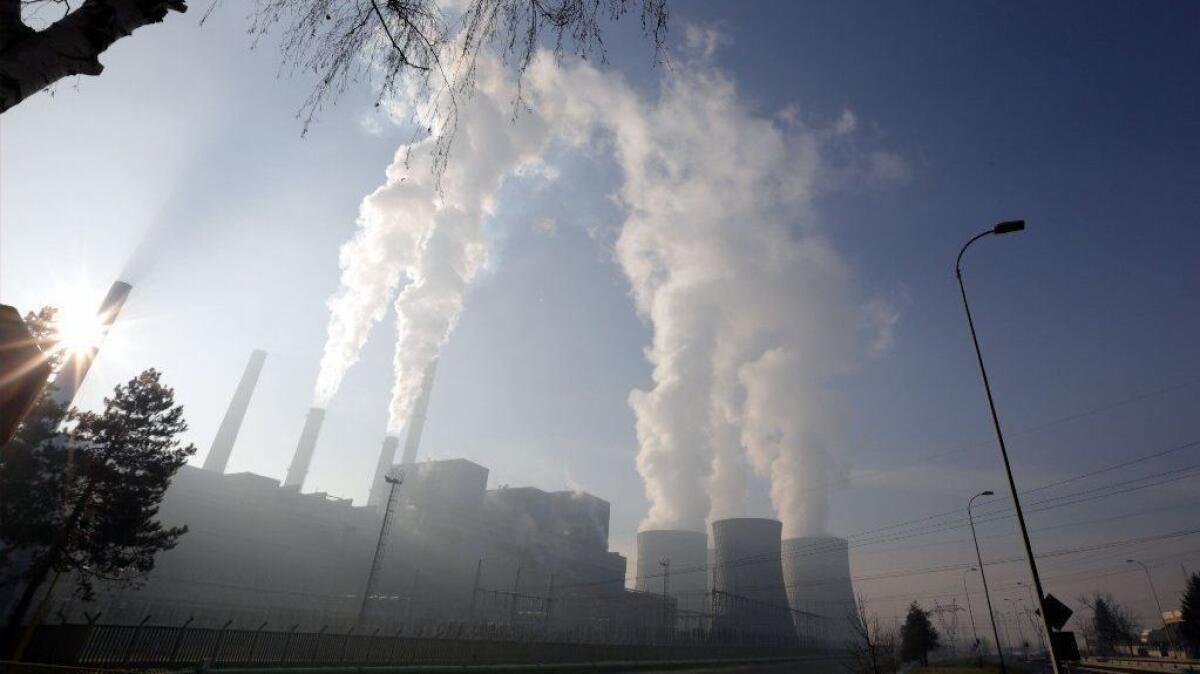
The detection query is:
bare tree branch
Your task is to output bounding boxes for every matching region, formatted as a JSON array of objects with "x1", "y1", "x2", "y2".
[{"x1": 0, "y1": 0, "x2": 186, "y2": 113}]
